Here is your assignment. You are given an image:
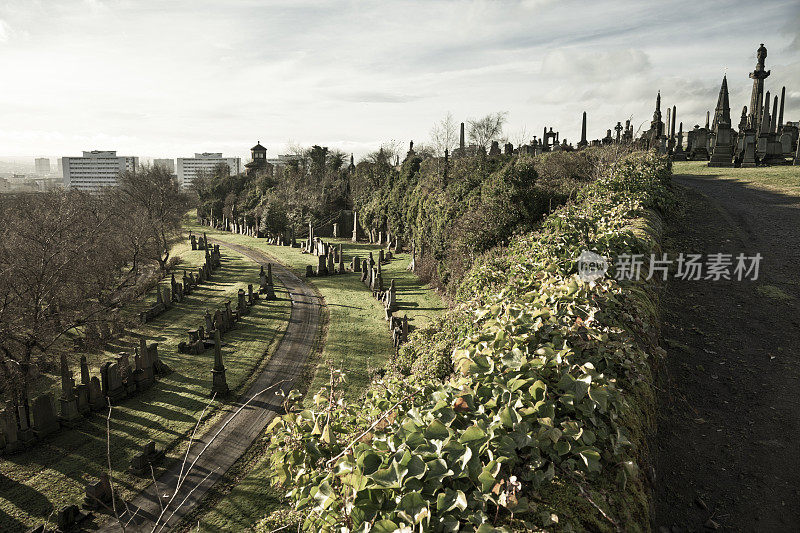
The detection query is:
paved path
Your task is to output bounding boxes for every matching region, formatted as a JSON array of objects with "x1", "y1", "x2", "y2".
[
  {"x1": 100, "y1": 240, "x2": 322, "y2": 532},
  {"x1": 654, "y1": 174, "x2": 800, "y2": 530}
]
